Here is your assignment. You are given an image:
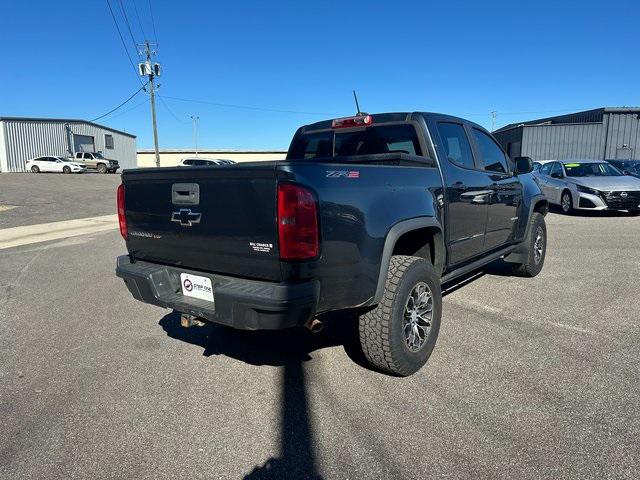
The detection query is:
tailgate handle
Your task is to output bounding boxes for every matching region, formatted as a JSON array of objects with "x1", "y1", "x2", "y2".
[{"x1": 172, "y1": 183, "x2": 200, "y2": 205}]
